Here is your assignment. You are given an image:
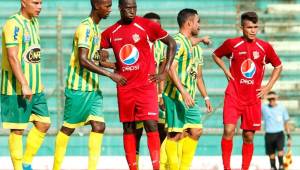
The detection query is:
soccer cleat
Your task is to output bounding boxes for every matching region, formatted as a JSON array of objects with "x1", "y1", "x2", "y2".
[{"x1": 22, "y1": 163, "x2": 32, "y2": 170}]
